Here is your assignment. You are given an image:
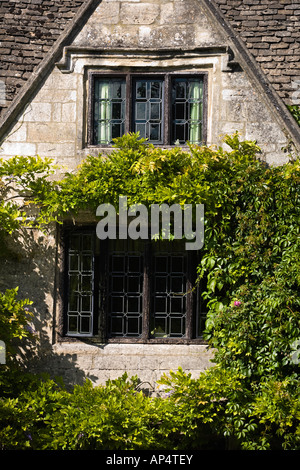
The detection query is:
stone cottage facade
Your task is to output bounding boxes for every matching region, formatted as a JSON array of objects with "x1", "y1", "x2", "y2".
[{"x1": 0, "y1": 0, "x2": 299, "y2": 389}]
